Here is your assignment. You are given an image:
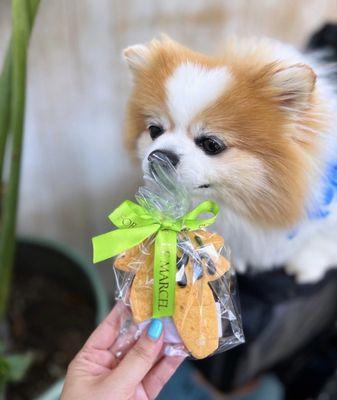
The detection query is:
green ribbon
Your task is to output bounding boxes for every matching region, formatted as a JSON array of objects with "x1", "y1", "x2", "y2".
[{"x1": 92, "y1": 199, "x2": 219, "y2": 317}]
